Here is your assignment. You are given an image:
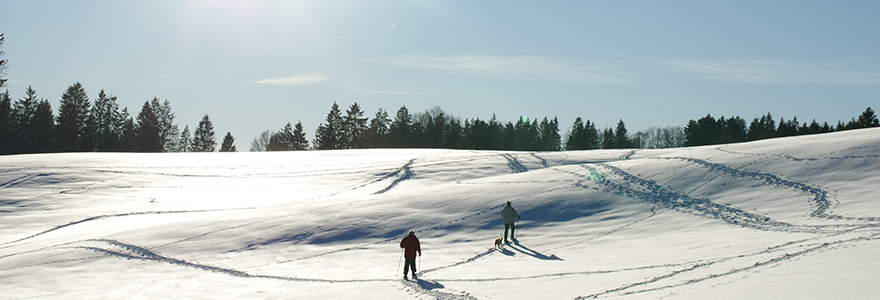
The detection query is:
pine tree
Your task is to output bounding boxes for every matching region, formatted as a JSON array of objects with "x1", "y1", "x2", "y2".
[
  {"x1": 32, "y1": 99, "x2": 56, "y2": 152},
  {"x1": 90, "y1": 90, "x2": 122, "y2": 151},
  {"x1": 500, "y1": 122, "x2": 516, "y2": 150},
  {"x1": 314, "y1": 102, "x2": 343, "y2": 150},
  {"x1": 776, "y1": 117, "x2": 799, "y2": 137},
  {"x1": 684, "y1": 114, "x2": 719, "y2": 146},
  {"x1": 291, "y1": 121, "x2": 309, "y2": 150},
  {"x1": 11, "y1": 87, "x2": 39, "y2": 153},
  {"x1": 685, "y1": 114, "x2": 748, "y2": 146},
  {"x1": 856, "y1": 107, "x2": 879, "y2": 128},
  {"x1": 191, "y1": 114, "x2": 216, "y2": 152},
  {"x1": 569, "y1": 119, "x2": 600, "y2": 150},
  {"x1": 220, "y1": 132, "x2": 236, "y2": 152},
  {"x1": 343, "y1": 103, "x2": 368, "y2": 149},
  {"x1": 464, "y1": 118, "x2": 495, "y2": 150},
  {"x1": 488, "y1": 114, "x2": 504, "y2": 150},
  {"x1": 388, "y1": 106, "x2": 413, "y2": 148},
  {"x1": 802, "y1": 119, "x2": 821, "y2": 135},
  {"x1": 538, "y1": 117, "x2": 561, "y2": 151},
  {"x1": 268, "y1": 122, "x2": 295, "y2": 151},
  {"x1": 447, "y1": 117, "x2": 463, "y2": 149},
  {"x1": 11, "y1": 87, "x2": 55, "y2": 153},
  {"x1": 512, "y1": 116, "x2": 538, "y2": 151},
  {"x1": 56, "y1": 82, "x2": 90, "y2": 152},
  {"x1": 614, "y1": 120, "x2": 633, "y2": 148},
  {"x1": 414, "y1": 106, "x2": 460, "y2": 149},
  {"x1": 367, "y1": 108, "x2": 390, "y2": 148},
  {"x1": 416, "y1": 107, "x2": 441, "y2": 148},
  {"x1": 601, "y1": 127, "x2": 615, "y2": 149},
  {"x1": 463, "y1": 114, "x2": 503, "y2": 150},
  {"x1": 565, "y1": 117, "x2": 585, "y2": 150},
  {"x1": 586, "y1": 120, "x2": 600, "y2": 150},
  {"x1": 721, "y1": 116, "x2": 748, "y2": 144},
  {"x1": 748, "y1": 113, "x2": 776, "y2": 141},
  {"x1": 178, "y1": 125, "x2": 191, "y2": 152},
  {"x1": 151, "y1": 98, "x2": 179, "y2": 152},
  {"x1": 118, "y1": 108, "x2": 136, "y2": 151},
  {"x1": 135, "y1": 101, "x2": 162, "y2": 152}
]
